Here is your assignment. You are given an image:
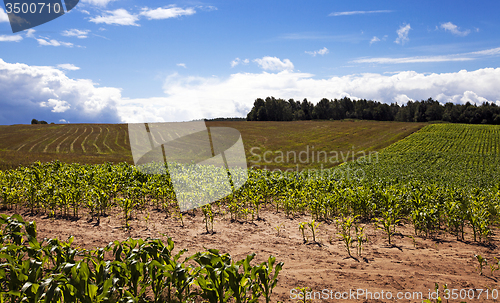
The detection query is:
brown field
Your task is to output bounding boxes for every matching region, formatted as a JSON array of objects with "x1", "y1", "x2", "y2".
[
  {"x1": 0, "y1": 120, "x2": 426, "y2": 170},
  {"x1": 2, "y1": 205, "x2": 498, "y2": 303}
]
